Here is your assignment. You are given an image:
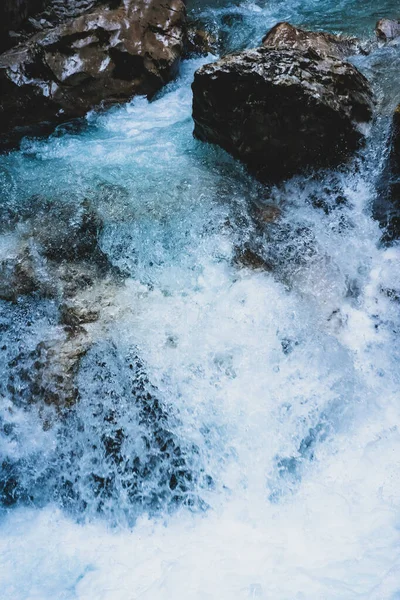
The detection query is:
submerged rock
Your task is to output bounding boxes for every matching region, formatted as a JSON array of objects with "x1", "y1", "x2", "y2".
[
  {"x1": 374, "y1": 104, "x2": 400, "y2": 242},
  {"x1": 0, "y1": 248, "x2": 40, "y2": 302},
  {"x1": 7, "y1": 334, "x2": 90, "y2": 412},
  {"x1": 192, "y1": 46, "x2": 373, "y2": 182},
  {"x1": 1, "y1": 341, "x2": 211, "y2": 516},
  {"x1": 262, "y1": 22, "x2": 364, "y2": 60},
  {"x1": 22, "y1": 196, "x2": 106, "y2": 264},
  {"x1": 65, "y1": 342, "x2": 207, "y2": 513},
  {"x1": 375, "y1": 18, "x2": 400, "y2": 42},
  {"x1": 0, "y1": 0, "x2": 186, "y2": 148},
  {"x1": 233, "y1": 245, "x2": 272, "y2": 271},
  {"x1": 0, "y1": 196, "x2": 116, "y2": 302},
  {"x1": 184, "y1": 23, "x2": 217, "y2": 57}
]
